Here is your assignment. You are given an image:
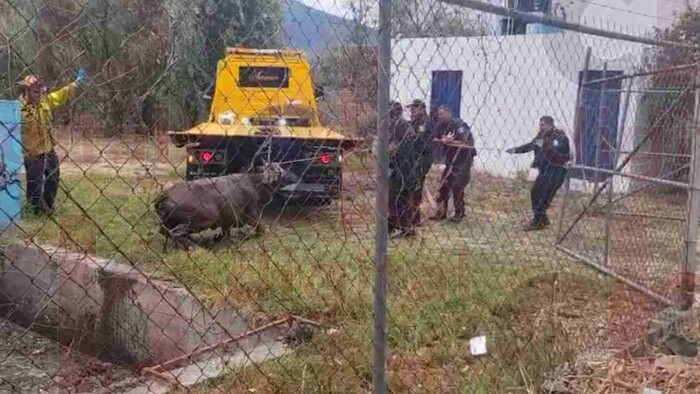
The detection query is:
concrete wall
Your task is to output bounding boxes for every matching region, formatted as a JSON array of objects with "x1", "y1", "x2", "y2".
[
  {"x1": 0, "y1": 242, "x2": 248, "y2": 366},
  {"x1": 392, "y1": 31, "x2": 651, "y2": 190}
]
